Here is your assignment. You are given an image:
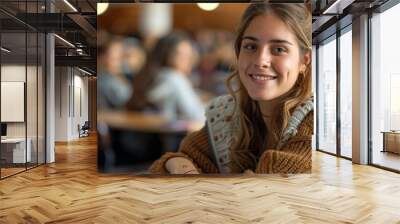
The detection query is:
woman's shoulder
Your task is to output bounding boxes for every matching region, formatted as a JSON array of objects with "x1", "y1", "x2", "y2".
[
  {"x1": 148, "y1": 69, "x2": 180, "y2": 97},
  {"x1": 159, "y1": 68, "x2": 186, "y2": 83},
  {"x1": 276, "y1": 96, "x2": 314, "y2": 149},
  {"x1": 302, "y1": 110, "x2": 313, "y2": 125},
  {"x1": 296, "y1": 110, "x2": 313, "y2": 136},
  {"x1": 289, "y1": 96, "x2": 313, "y2": 127}
]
